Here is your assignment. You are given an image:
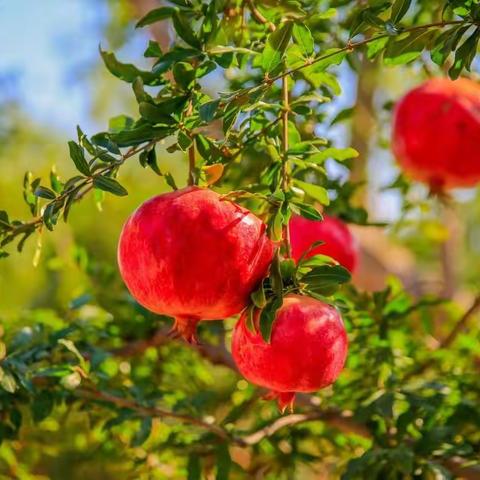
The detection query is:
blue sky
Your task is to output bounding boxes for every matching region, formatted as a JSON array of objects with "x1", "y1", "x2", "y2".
[{"x1": 0, "y1": 0, "x2": 112, "y2": 134}]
